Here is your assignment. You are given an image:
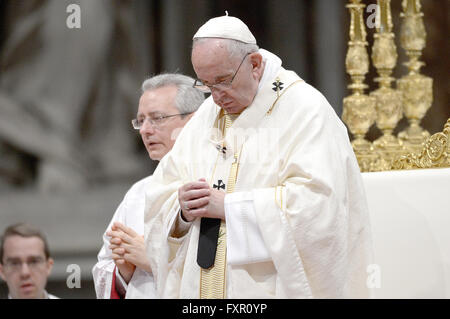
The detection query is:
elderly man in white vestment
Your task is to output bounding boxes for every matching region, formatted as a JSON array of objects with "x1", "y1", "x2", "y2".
[
  {"x1": 144, "y1": 16, "x2": 374, "y2": 299},
  {"x1": 92, "y1": 74, "x2": 205, "y2": 298}
]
